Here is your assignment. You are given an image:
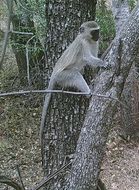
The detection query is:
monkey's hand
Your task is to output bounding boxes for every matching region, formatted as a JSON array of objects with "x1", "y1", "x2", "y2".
[
  {"x1": 95, "y1": 58, "x2": 104, "y2": 67},
  {"x1": 93, "y1": 57, "x2": 104, "y2": 68},
  {"x1": 83, "y1": 53, "x2": 104, "y2": 68},
  {"x1": 89, "y1": 57, "x2": 111, "y2": 70}
]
